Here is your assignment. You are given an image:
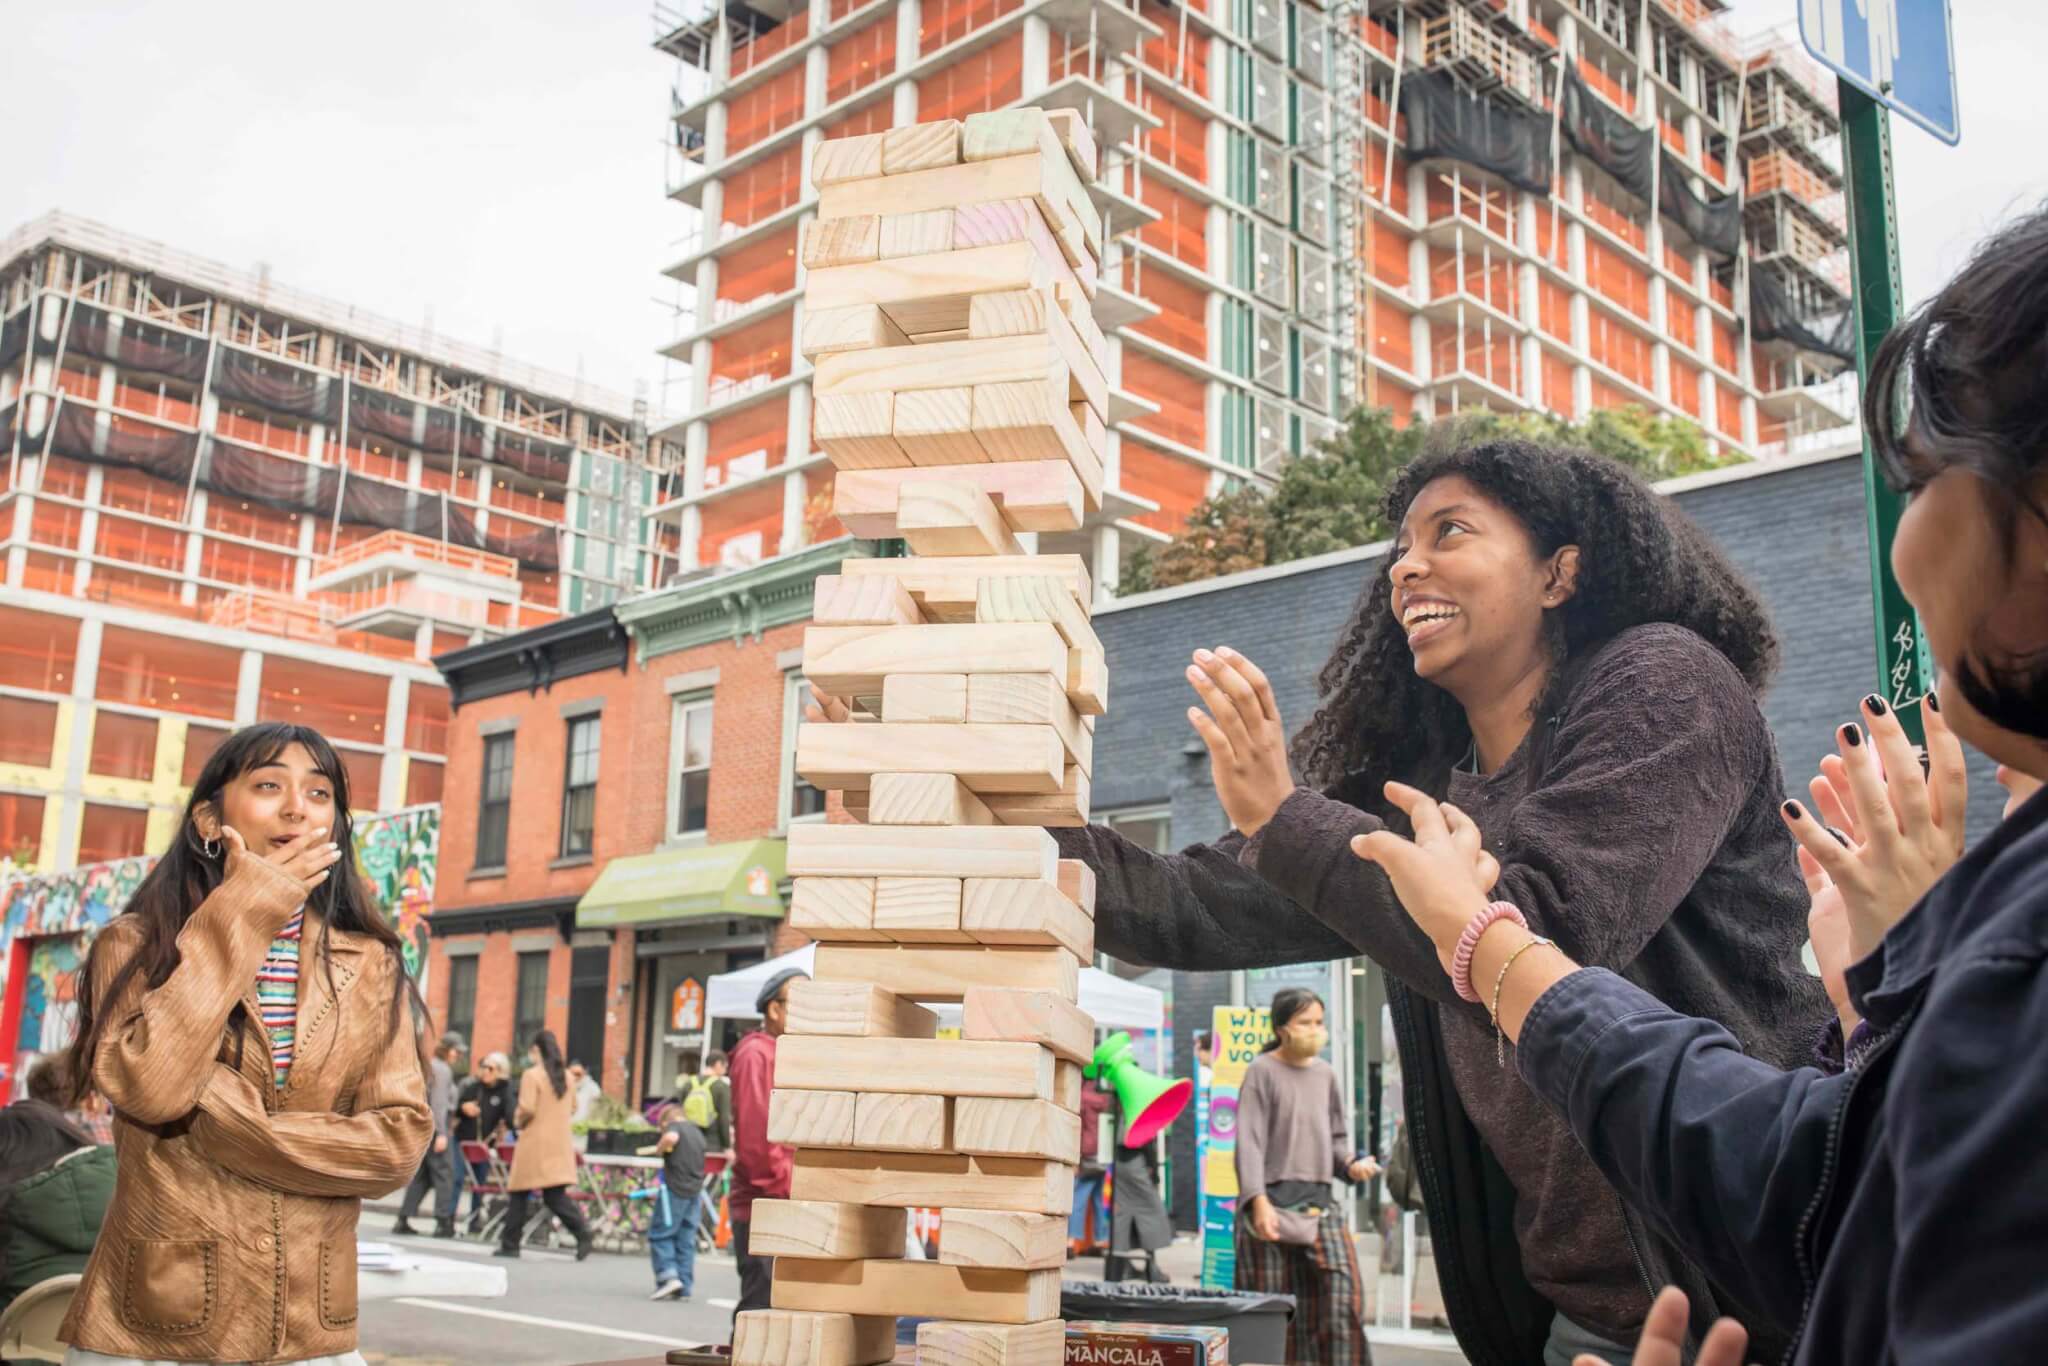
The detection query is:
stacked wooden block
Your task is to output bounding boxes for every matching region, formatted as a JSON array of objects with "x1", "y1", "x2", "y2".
[{"x1": 732, "y1": 107, "x2": 1109, "y2": 1366}]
